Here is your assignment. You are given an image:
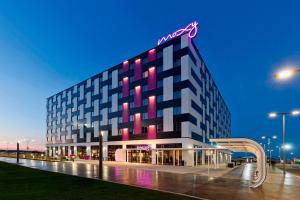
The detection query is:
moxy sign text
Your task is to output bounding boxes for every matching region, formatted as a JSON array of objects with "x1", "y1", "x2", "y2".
[{"x1": 157, "y1": 21, "x2": 198, "y2": 45}]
